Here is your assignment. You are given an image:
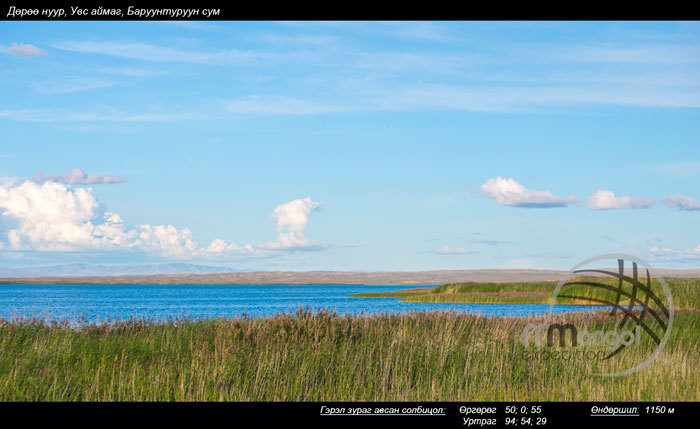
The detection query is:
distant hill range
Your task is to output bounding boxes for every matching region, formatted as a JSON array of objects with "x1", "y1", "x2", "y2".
[
  {"x1": 0, "y1": 267, "x2": 699, "y2": 285},
  {"x1": 0, "y1": 263, "x2": 237, "y2": 278}
]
